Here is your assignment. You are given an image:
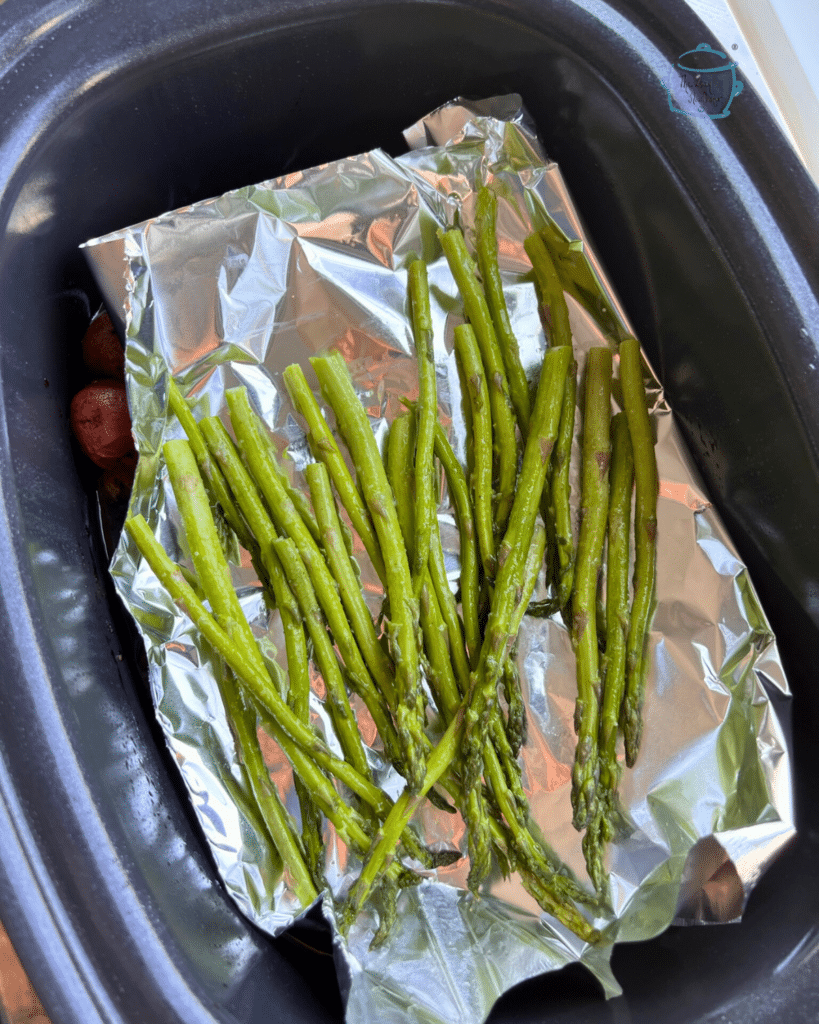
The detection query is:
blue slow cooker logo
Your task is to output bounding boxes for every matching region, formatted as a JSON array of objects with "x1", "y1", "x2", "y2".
[{"x1": 664, "y1": 43, "x2": 744, "y2": 119}]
